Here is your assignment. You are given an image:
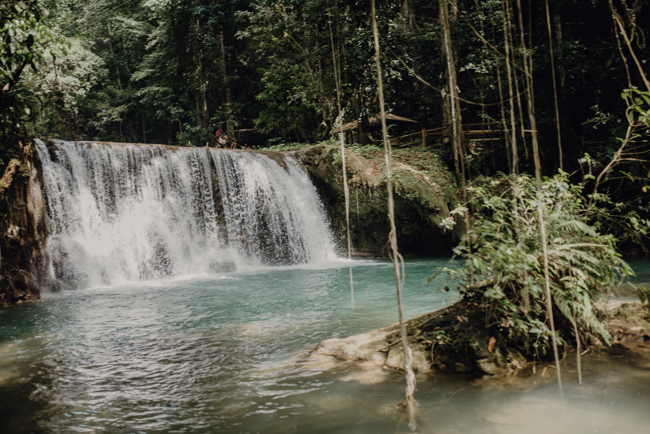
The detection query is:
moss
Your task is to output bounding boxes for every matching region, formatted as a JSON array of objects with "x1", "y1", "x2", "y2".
[{"x1": 295, "y1": 144, "x2": 460, "y2": 257}]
